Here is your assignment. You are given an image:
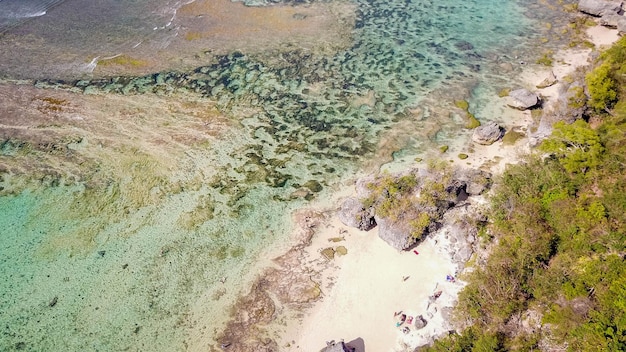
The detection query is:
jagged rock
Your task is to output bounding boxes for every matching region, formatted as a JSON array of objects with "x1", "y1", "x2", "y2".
[
  {"x1": 337, "y1": 197, "x2": 376, "y2": 231},
  {"x1": 375, "y1": 216, "x2": 418, "y2": 250},
  {"x1": 578, "y1": 0, "x2": 623, "y2": 16},
  {"x1": 600, "y1": 13, "x2": 626, "y2": 33},
  {"x1": 536, "y1": 71, "x2": 558, "y2": 89},
  {"x1": 414, "y1": 315, "x2": 428, "y2": 329},
  {"x1": 454, "y1": 169, "x2": 492, "y2": 196},
  {"x1": 472, "y1": 122, "x2": 504, "y2": 145},
  {"x1": 507, "y1": 88, "x2": 540, "y2": 110},
  {"x1": 320, "y1": 340, "x2": 356, "y2": 352}
]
